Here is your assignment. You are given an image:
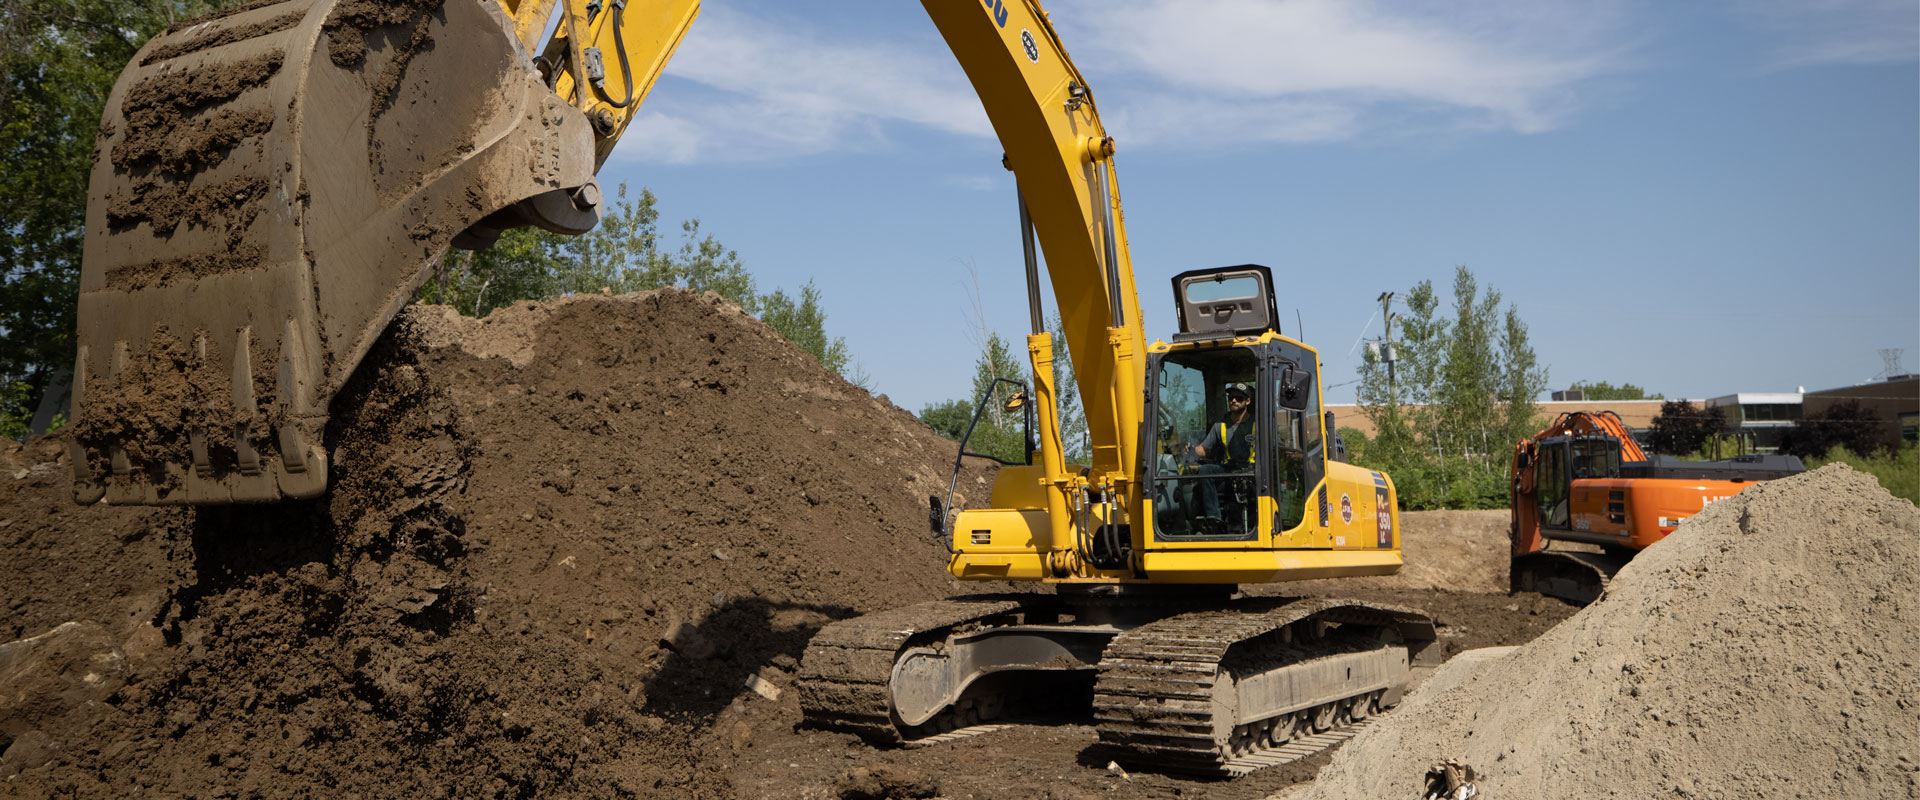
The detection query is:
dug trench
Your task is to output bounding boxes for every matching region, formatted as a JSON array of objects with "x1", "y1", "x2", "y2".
[{"x1": 0, "y1": 289, "x2": 1576, "y2": 799}]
